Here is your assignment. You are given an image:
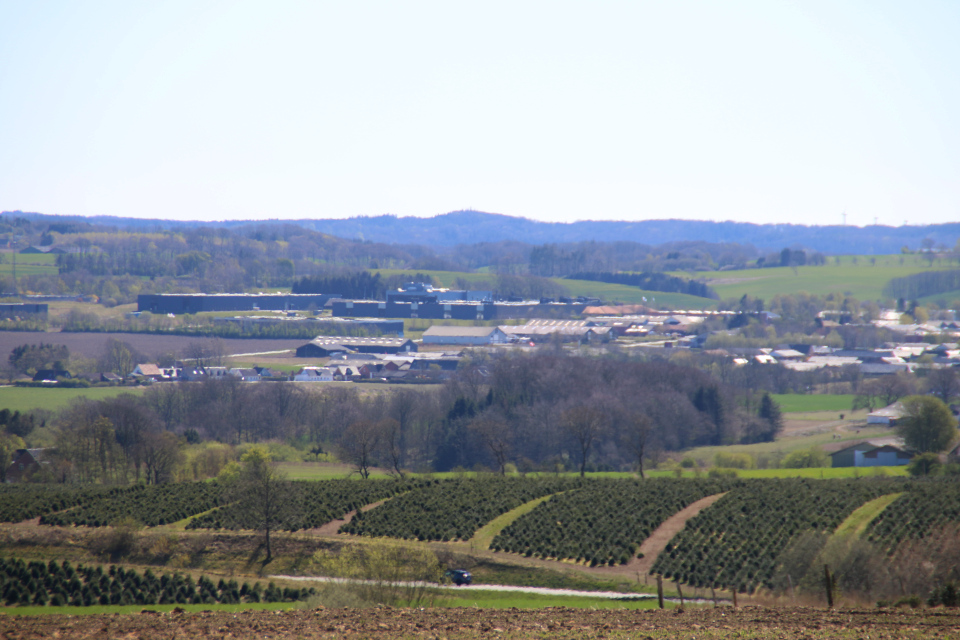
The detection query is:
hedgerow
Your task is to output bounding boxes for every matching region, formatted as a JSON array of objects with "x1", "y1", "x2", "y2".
[
  {"x1": 491, "y1": 478, "x2": 735, "y2": 566},
  {"x1": 341, "y1": 477, "x2": 582, "y2": 541},
  {"x1": 0, "y1": 557, "x2": 311, "y2": 607},
  {"x1": 0, "y1": 484, "x2": 120, "y2": 524},
  {"x1": 187, "y1": 478, "x2": 431, "y2": 532},
  {"x1": 650, "y1": 478, "x2": 903, "y2": 593},
  {"x1": 40, "y1": 482, "x2": 224, "y2": 528},
  {"x1": 866, "y1": 480, "x2": 960, "y2": 552}
]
